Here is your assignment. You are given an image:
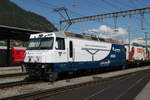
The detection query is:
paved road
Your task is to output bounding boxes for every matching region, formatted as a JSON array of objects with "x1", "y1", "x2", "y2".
[{"x1": 42, "y1": 70, "x2": 150, "y2": 100}]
